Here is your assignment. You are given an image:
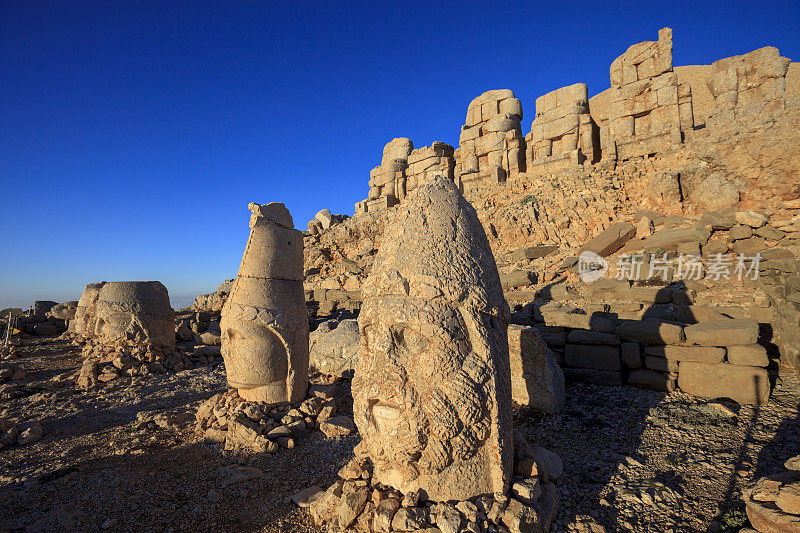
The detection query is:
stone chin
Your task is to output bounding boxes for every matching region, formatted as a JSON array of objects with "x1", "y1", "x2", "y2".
[{"x1": 220, "y1": 314, "x2": 292, "y2": 403}]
